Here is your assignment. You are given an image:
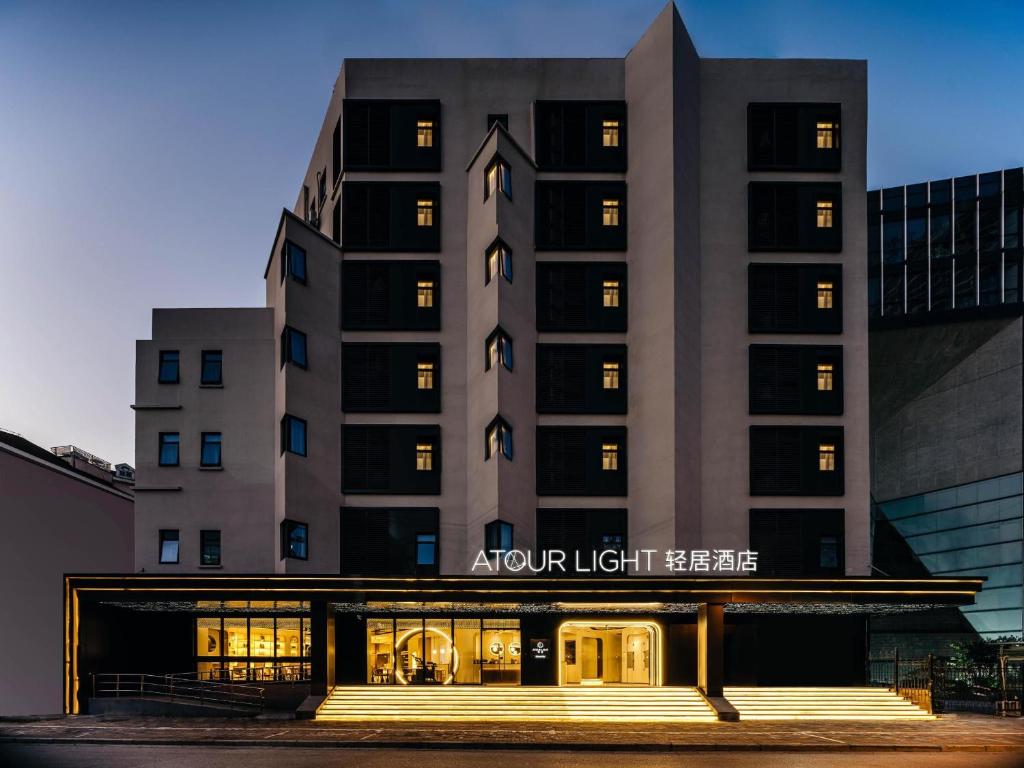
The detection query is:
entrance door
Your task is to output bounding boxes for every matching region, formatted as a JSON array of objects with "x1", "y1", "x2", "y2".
[
  {"x1": 581, "y1": 637, "x2": 603, "y2": 679},
  {"x1": 559, "y1": 621, "x2": 660, "y2": 686}
]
